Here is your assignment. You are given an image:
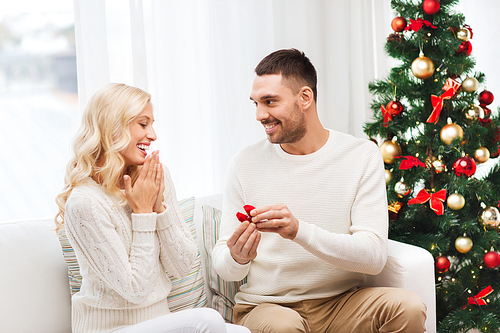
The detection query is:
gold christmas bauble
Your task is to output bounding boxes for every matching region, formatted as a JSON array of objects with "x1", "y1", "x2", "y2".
[
  {"x1": 380, "y1": 139, "x2": 402, "y2": 164},
  {"x1": 462, "y1": 77, "x2": 479, "y2": 93},
  {"x1": 385, "y1": 169, "x2": 393, "y2": 185},
  {"x1": 394, "y1": 181, "x2": 411, "y2": 198},
  {"x1": 440, "y1": 123, "x2": 463, "y2": 145},
  {"x1": 455, "y1": 236, "x2": 473, "y2": 253},
  {"x1": 411, "y1": 54, "x2": 435, "y2": 80},
  {"x1": 480, "y1": 206, "x2": 500, "y2": 229},
  {"x1": 474, "y1": 147, "x2": 490, "y2": 164},
  {"x1": 447, "y1": 193, "x2": 465, "y2": 210},
  {"x1": 457, "y1": 28, "x2": 471, "y2": 41},
  {"x1": 425, "y1": 156, "x2": 445, "y2": 173},
  {"x1": 465, "y1": 105, "x2": 485, "y2": 122}
]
